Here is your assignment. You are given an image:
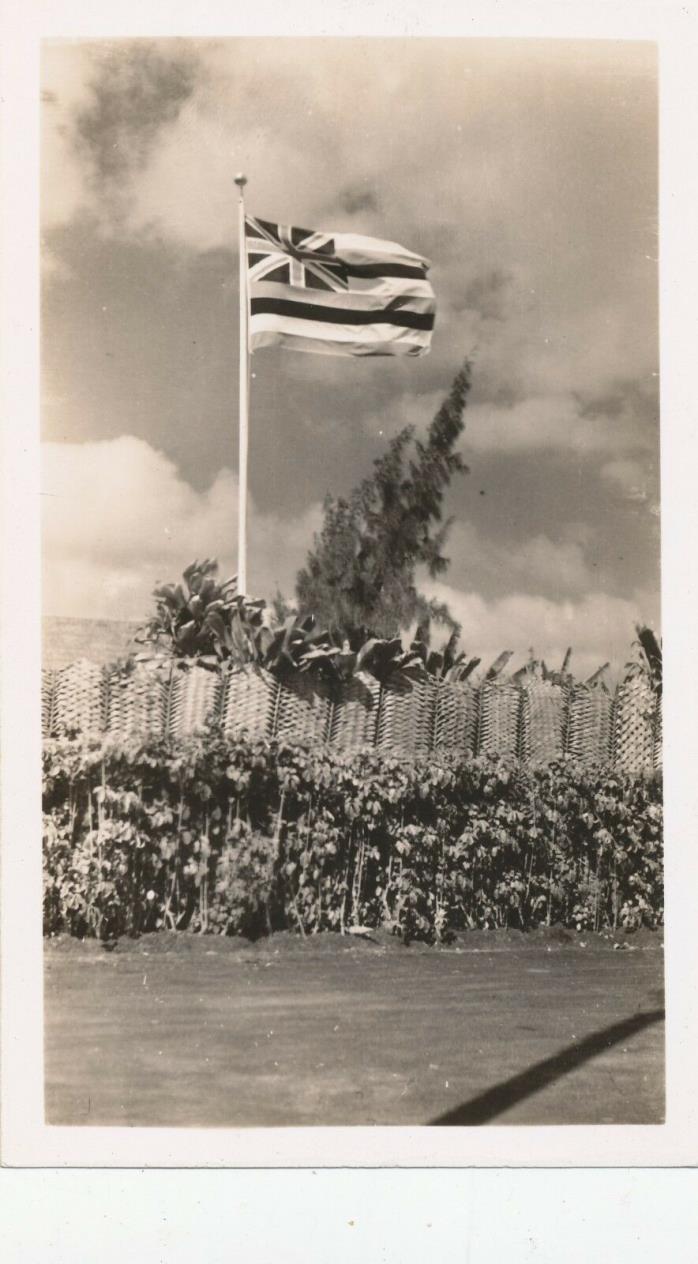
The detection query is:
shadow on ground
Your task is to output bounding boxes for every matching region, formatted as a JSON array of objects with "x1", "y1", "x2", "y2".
[{"x1": 429, "y1": 1008, "x2": 665, "y2": 1125}]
